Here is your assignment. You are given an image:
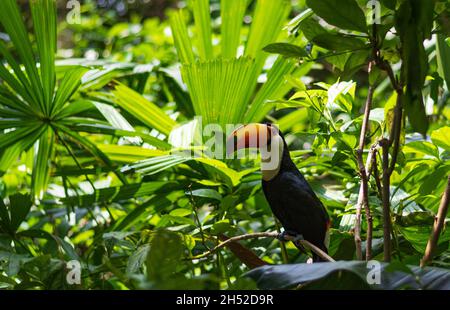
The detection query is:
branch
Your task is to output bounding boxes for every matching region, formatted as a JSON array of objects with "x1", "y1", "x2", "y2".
[
  {"x1": 190, "y1": 232, "x2": 335, "y2": 263},
  {"x1": 355, "y1": 73, "x2": 375, "y2": 260},
  {"x1": 421, "y1": 176, "x2": 450, "y2": 267},
  {"x1": 381, "y1": 139, "x2": 392, "y2": 261},
  {"x1": 388, "y1": 92, "x2": 404, "y2": 175}
]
